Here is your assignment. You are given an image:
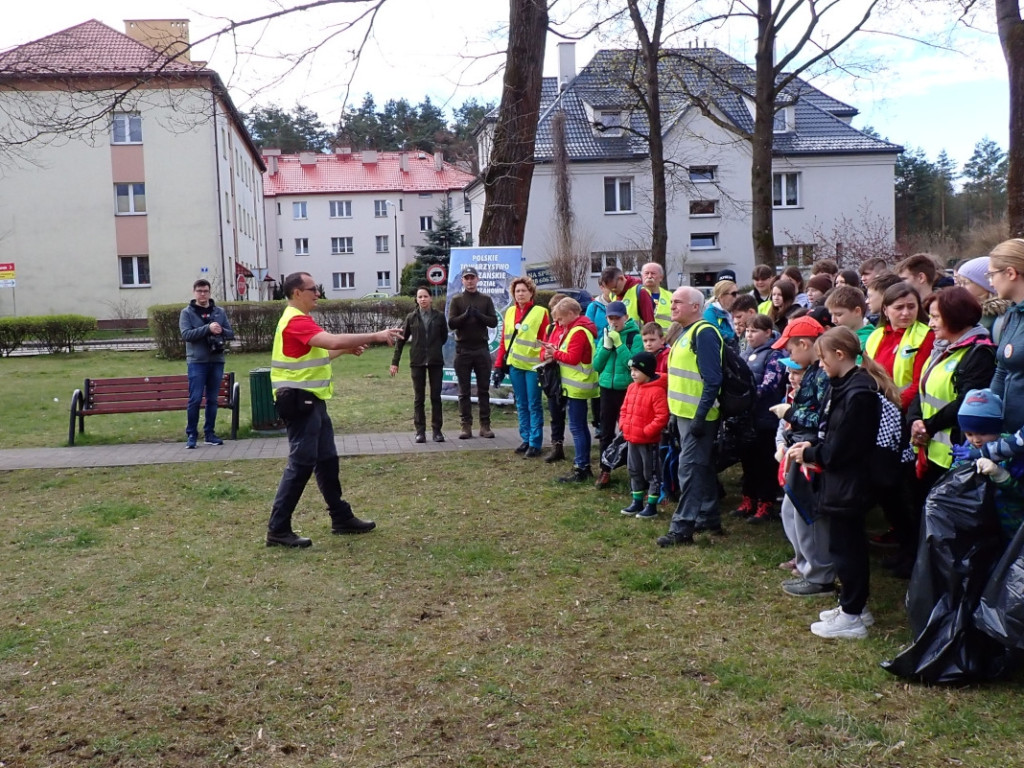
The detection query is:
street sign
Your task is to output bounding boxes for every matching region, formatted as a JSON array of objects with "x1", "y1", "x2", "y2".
[
  {"x1": 236, "y1": 274, "x2": 247, "y2": 295},
  {"x1": 0, "y1": 262, "x2": 15, "y2": 288},
  {"x1": 426, "y1": 264, "x2": 446, "y2": 285},
  {"x1": 526, "y1": 264, "x2": 556, "y2": 286}
]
